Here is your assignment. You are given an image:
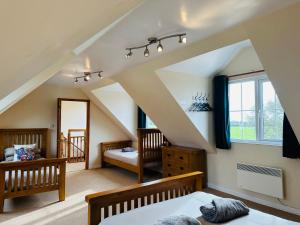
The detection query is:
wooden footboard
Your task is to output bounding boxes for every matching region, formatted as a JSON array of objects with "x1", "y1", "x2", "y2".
[
  {"x1": 137, "y1": 128, "x2": 170, "y2": 182},
  {"x1": 0, "y1": 158, "x2": 67, "y2": 212},
  {"x1": 100, "y1": 129, "x2": 170, "y2": 183},
  {"x1": 85, "y1": 171, "x2": 203, "y2": 225}
]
